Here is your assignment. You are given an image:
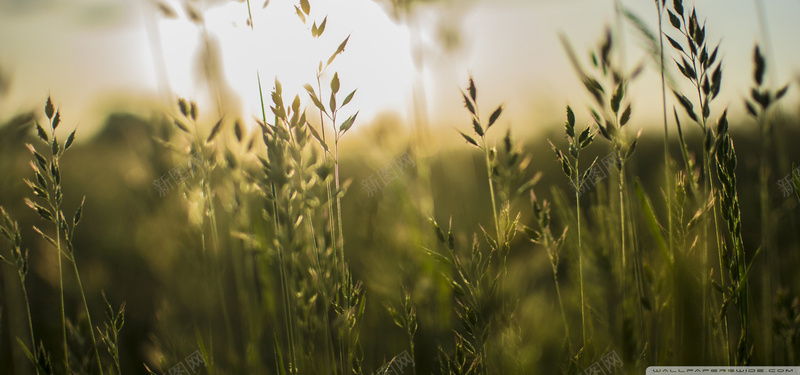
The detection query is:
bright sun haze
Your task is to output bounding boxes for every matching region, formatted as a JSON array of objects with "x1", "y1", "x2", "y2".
[
  {"x1": 1, "y1": 0, "x2": 799, "y2": 137},
  {"x1": 156, "y1": 0, "x2": 415, "y2": 127}
]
